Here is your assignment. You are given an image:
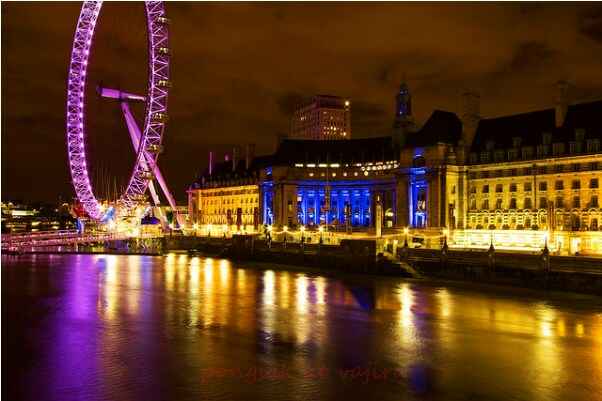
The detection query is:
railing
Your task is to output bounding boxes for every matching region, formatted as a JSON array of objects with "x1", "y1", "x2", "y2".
[{"x1": 1, "y1": 230, "x2": 132, "y2": 253}]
